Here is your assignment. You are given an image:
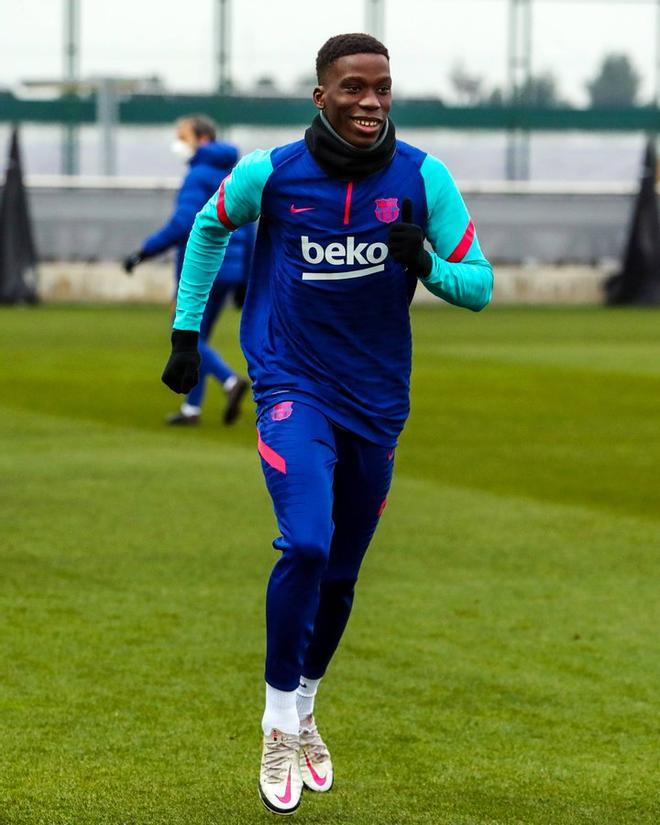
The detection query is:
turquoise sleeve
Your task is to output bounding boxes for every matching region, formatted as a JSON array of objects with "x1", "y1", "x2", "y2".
[
  {"x1": 174, "y1": 149, "x2": 274, "y2": 331},
  {"x1": 419, "y1": 154, "x2": 493, "y2": 311}
]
